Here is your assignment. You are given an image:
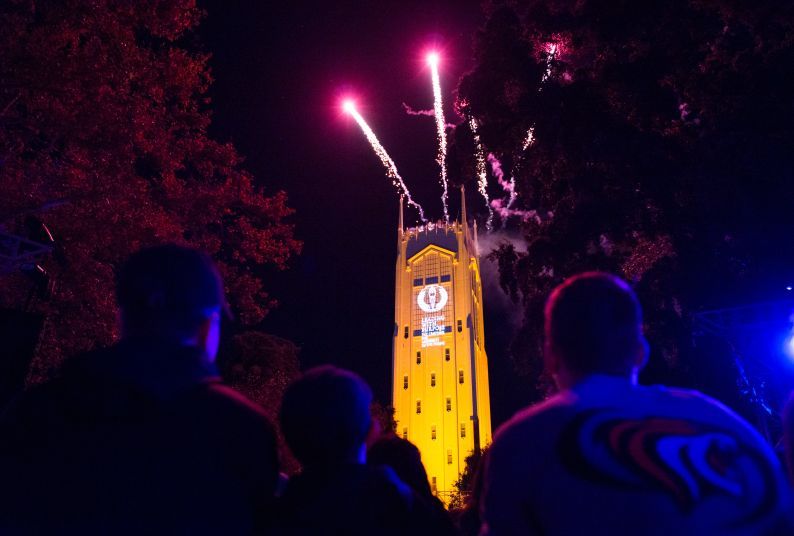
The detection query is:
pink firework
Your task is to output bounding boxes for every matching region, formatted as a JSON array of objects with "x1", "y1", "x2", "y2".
[
  {"x1": 427, "y1": 52, "x2": 450, "y2": 223},
  {"x1": 468, "y1": 117, "x2": 494, "y2": 231},
  {"x1": 343, "y1": 100, "x2": 427, "y2": 222}
]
